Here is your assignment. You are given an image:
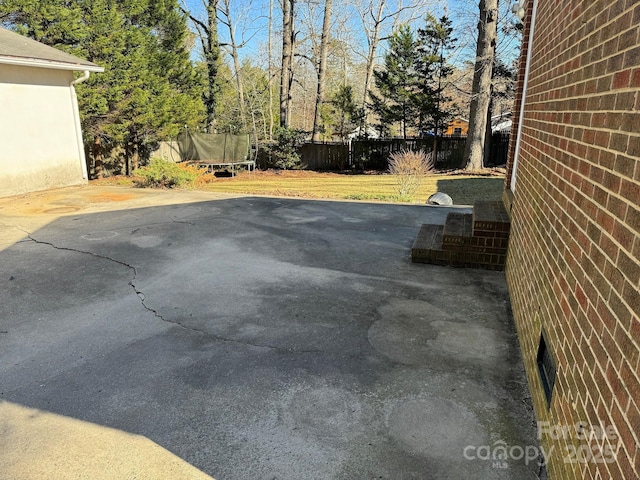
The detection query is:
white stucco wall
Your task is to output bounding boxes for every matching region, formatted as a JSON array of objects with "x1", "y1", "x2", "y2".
[{"x1": 0, "y1": 64, "x2": 87, "y2": 198}]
